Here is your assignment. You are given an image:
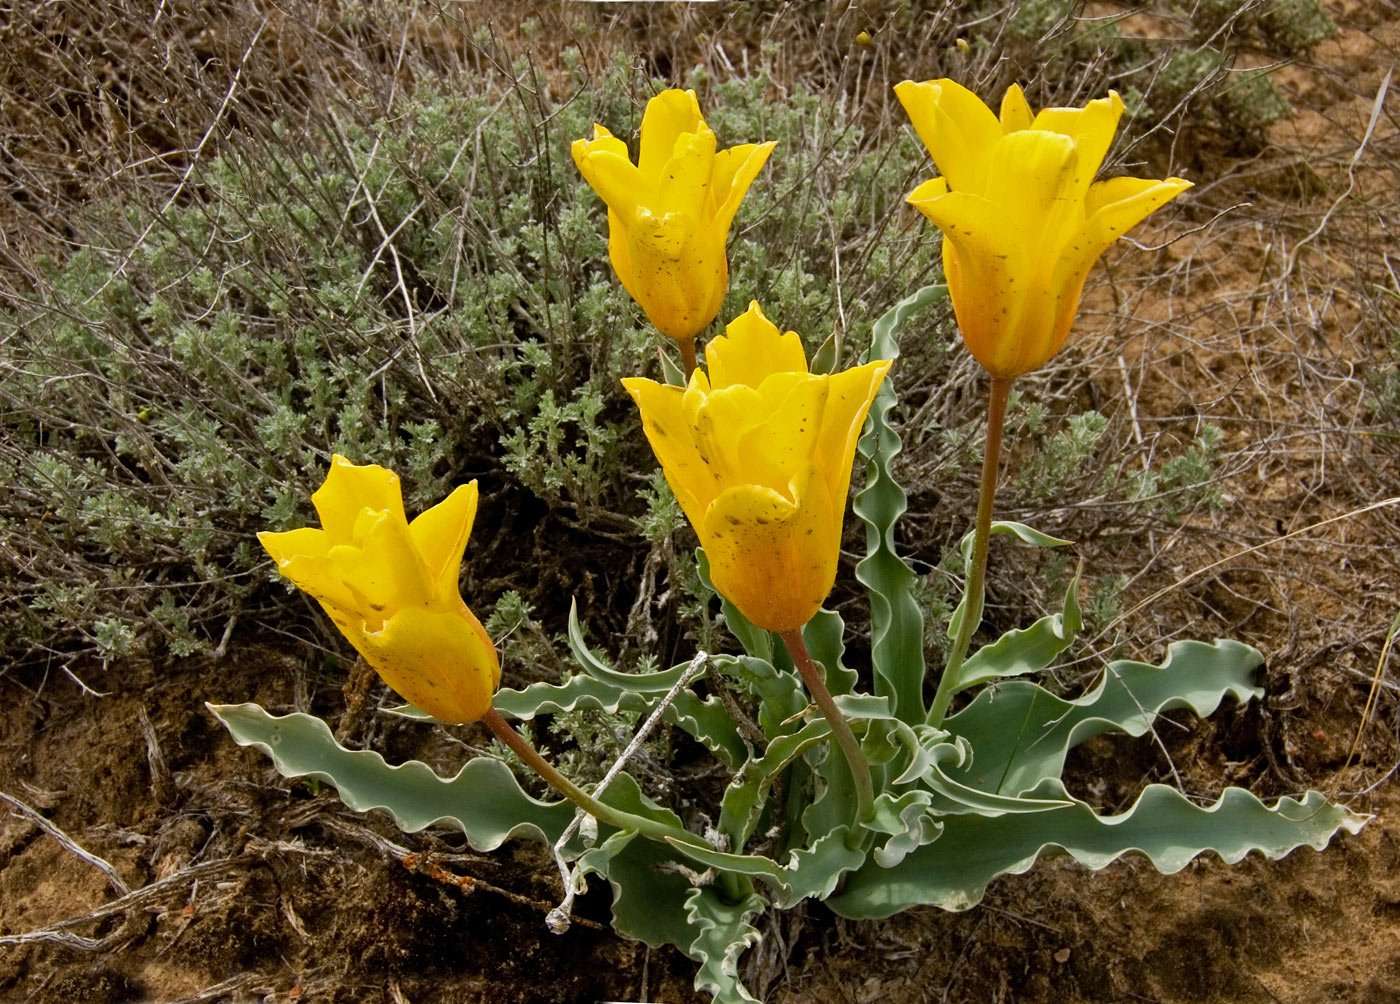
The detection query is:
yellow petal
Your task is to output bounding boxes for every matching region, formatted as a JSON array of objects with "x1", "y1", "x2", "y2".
[
  {"x1": 606, "y1": 207, "x2": 634, "y2": 292},
  {"x1": 570, "y1": 124, "x2": 628, "y2": 170},
  {"x1": 909, "y1": 189, "x2": 1038, "y2": 377},
  {"x1": 1046, "y1": 175, "x2": 1193, "y2": 361},
  {"x1": 706, "y1": 301, "x2": 808, "y2": 390},
  {"x1": 699, "y1": 465, "x2": 837, "y2": 632},
  {"x1": 351, "y1": 603, "x2": 500, "y2": 724},
  {"x1": 813, "y1": 359, "x2": 891, "y2": 510},
  {"x1": 327, "y1": 509, "x2": 433, "y2": 621},
  {"x1": 408, "y1": 481, "x2": 479, "y2": 599},
  {"x1": 575, "y1": 148, "x2": 653, "y2": 222},
  {"x1": 1063, "y1": 176, "x2": 1193, "y2": 282},
  {"x1": 733, "y1": 373, "x2": 828, "y2": 494},
  {"x1": 258, "y1": 526, "x2": 329, "y2": 565},
  {"x1": 620, "y1": 207, "x2": 726, "y2": 341},
  {"x1": 694, "y1": 382, "x2": 769, "y2": 487},
  {"x1": 906, "y1": 175, "x2": 950, "y2": 205},
  {"x1": 639, "y1": 89, "x2": 705, "y2": 179},
  {"x1": 311, "y1": 456, "x2": 404, "y2": 543},
  {"x1": 658, "y1": 125, "x2": 717, "y2": 219},
  {"x1": 980, "y1": 130, "x2": 1081, "y2": 253},
  {"x1": 999, "y1": 84, "x2": 1034, "y2": 133},
  {"x1": 623, "y1": 376, "x2": 721, "y2": 527},
  {"x1": 1029, "y1": 91, "x2": 1124, "y2": 201},
  {"x1": 710, "y1": 140, "x2": 776, "y2": 234},
  {"x1": 894, "y1": 78, "x2": 1001, "y2": 193},
  {"x1": 259, "y1": 528, "x2": 360, "y2": 615}
]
